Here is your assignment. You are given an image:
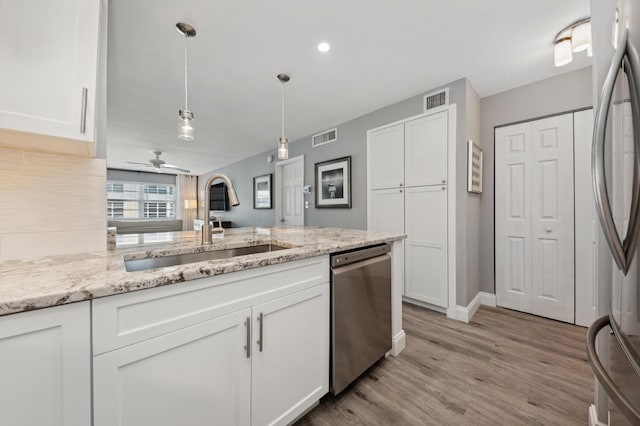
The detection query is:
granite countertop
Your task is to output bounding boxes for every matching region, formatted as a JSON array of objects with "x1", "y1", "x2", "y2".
[{"x1": 0, "y1": 227, "x2": 405, "y2": 317}]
